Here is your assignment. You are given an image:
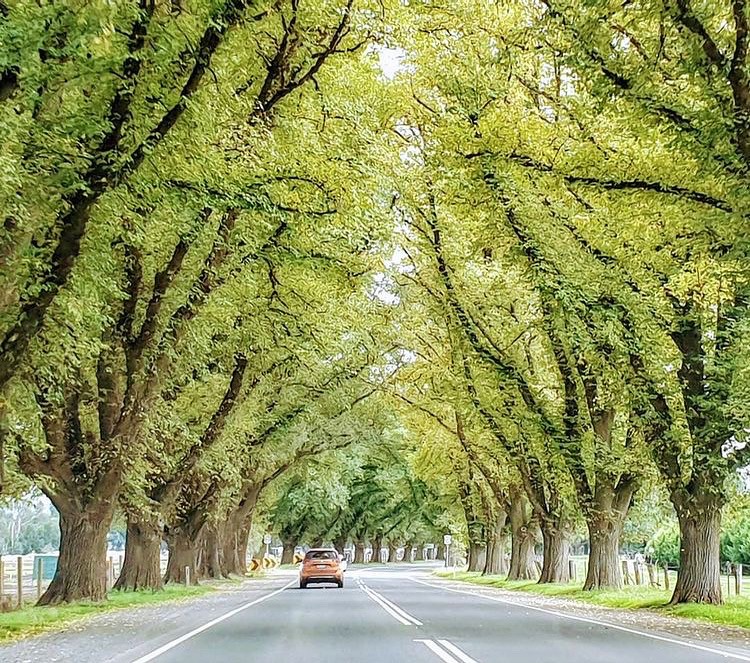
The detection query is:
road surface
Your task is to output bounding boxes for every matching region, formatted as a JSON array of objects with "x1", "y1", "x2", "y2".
[{"x1": 4, "y1": 564, "x2": 750, "y2": 663}]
